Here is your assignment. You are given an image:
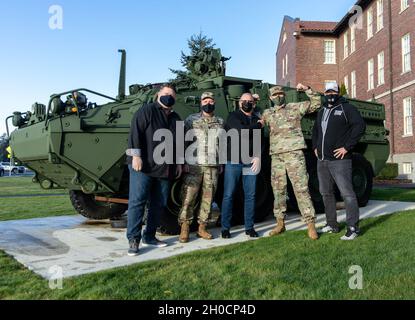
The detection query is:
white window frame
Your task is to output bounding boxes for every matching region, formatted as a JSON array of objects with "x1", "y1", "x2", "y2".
[
  {"x1": 403, "y1": 97, "x2": 413, "y2": 136},
  {"x1": 344, "y1": 31, "x2": 349, "y2": 59},
  {"x1": 402, "y1": 33, "x2": 411, "y2": 74},
  {"x1": 403, "y1": 163, "x2": 413, "y2": 175},
  {"x1": 351, "y1": 71, "x2": 357, "y2": 98},
  {"x1": 283, "y1": 32, "x2": 287, "y2": 44},
  {"x1": 368, "y1": 59, "x2": 375, "y2": 91},
  {"x1": 377, "y1": 0, "x2": 384, "y2": 32},
  {"x1": 324, "y1": 39, "x2": 336, "y2": 64},
  {"x1": 378, "y1": 51, "x2": 385, "y2": 86},
  {"x1": 285, "y1": 54, "x2": 288, "y2": 77},
  {"x1": 367, "y1": 8, "x2": 374, "y2": 40},
  {"x1": 344, "y1": 75, "x2": 349, "y2": 94},
  {"x1": 282, "y1": 57, "x2": 285, "y2": 79},
  {"x1": 351, "y1": 26, "x2": 356, "y2": 53},
  {"x1": 400, "y1": 0, "x2": 410, "y2": 13}
]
